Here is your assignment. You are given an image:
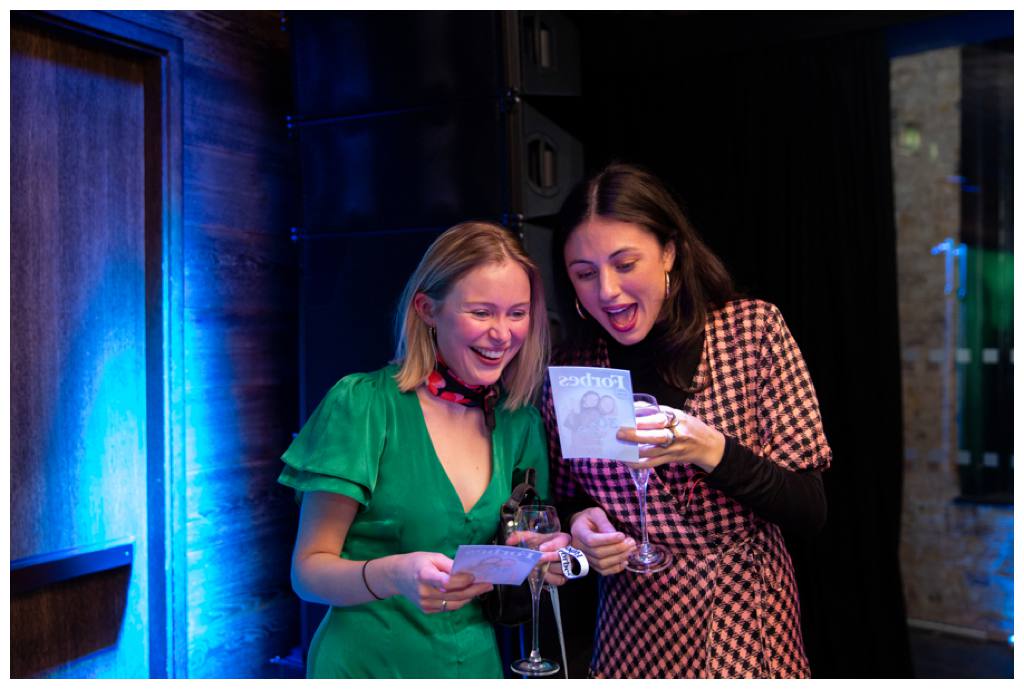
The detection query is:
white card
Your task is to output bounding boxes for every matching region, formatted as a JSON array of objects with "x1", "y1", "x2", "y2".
[
  {"x1": 450, "y1": 545, "x2": 542, "y2": 585},
  {"x1": 548, "y1": 366, "x2": 638, "y2": 461}
]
